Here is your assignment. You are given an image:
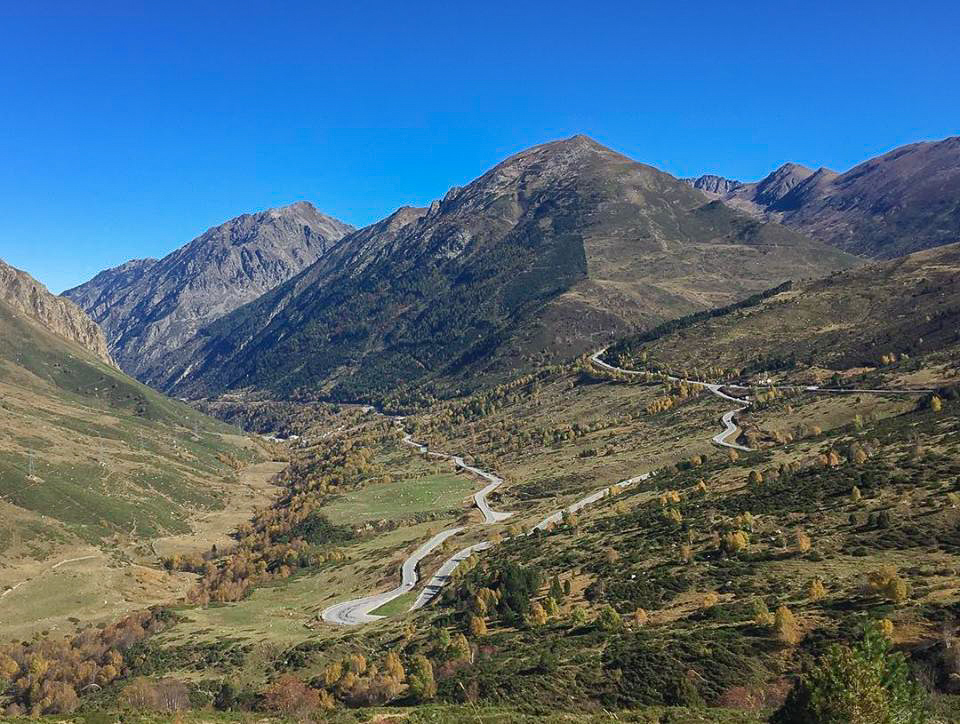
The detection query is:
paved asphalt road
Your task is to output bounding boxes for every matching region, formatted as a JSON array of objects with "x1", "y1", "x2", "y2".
[{"x1": 323, "y1": 350, "x2": 934, "y2": 625}]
